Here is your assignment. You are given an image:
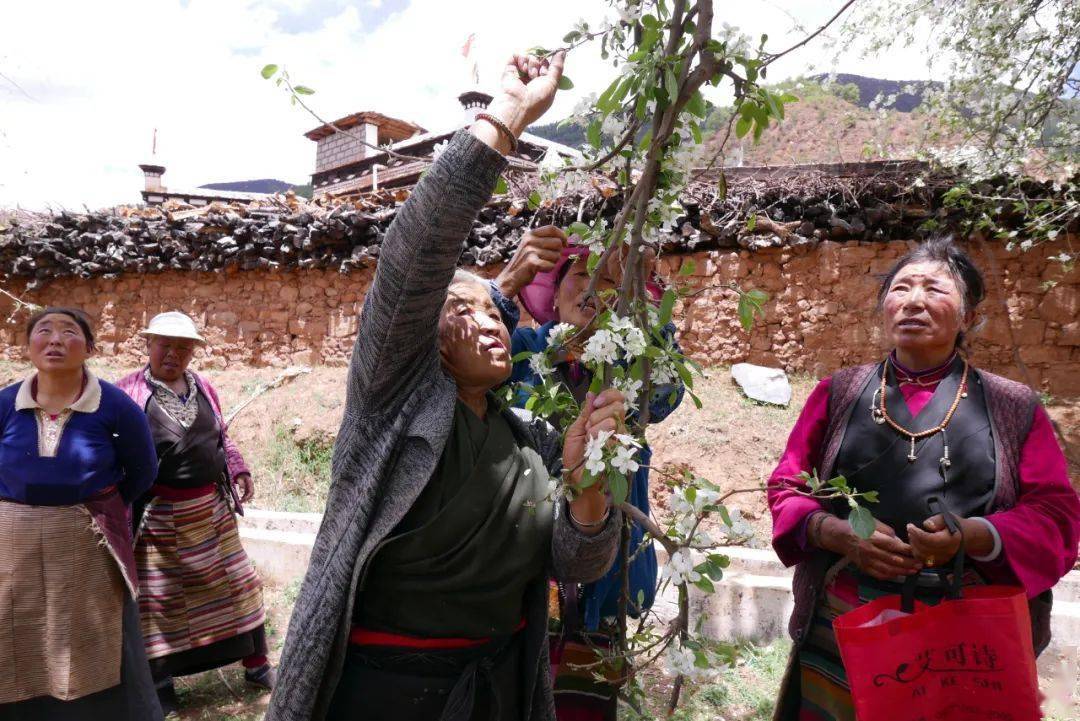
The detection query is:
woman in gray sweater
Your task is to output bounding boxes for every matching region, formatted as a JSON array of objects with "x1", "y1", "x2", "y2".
[{"x1": 267, "y1": 52, "x2": 624, "y2": 721}]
